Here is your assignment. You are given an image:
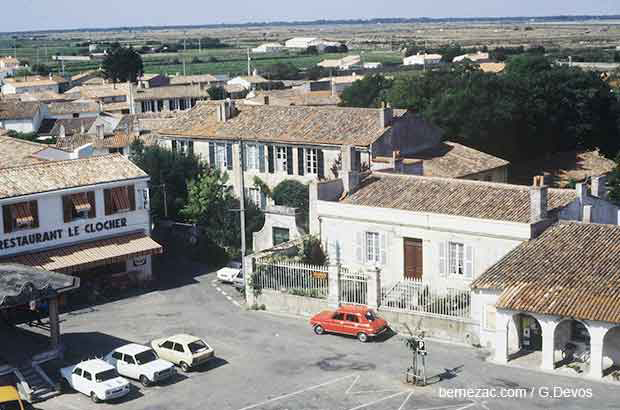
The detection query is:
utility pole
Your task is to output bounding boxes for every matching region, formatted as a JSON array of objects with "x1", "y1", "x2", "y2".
[
  {"x1": 183, "y1": 59, "x2": 186, "y2": 76},
  {"x1": 237, "y1": 139, "x2": 247, "y2": 289},
  {"x1": 198, "y1": 38, "x2": 201, "y2": 54},
  {"x1": 162, "y1": 183, "x2": 168, "y2": 218},
  {"x1": 247, "y1": 49, "x2": 251, "y2": 76}
]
